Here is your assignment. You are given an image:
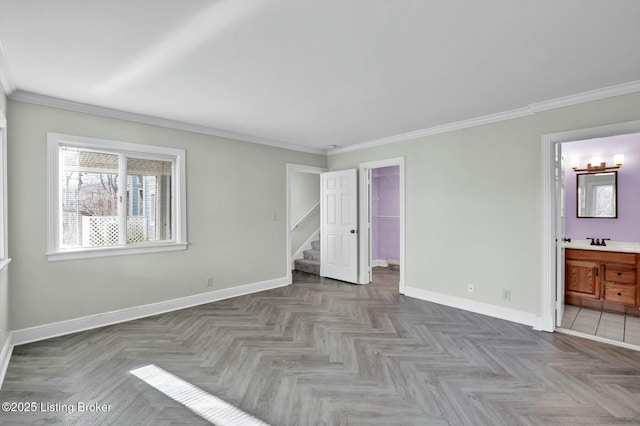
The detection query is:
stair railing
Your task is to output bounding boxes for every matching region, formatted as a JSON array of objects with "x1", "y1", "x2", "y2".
[{"x1": 290, "y1": 201, "x2": 320, "y2": 231}]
